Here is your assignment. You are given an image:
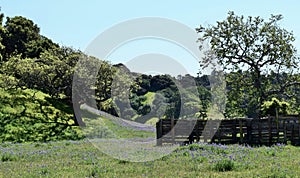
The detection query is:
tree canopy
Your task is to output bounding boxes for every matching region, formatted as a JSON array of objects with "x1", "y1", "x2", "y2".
[
  {"x1": 1, "y1": 15, "x2": 58, "y2": 60},
  {"x1": 197, "y1": 11, "x2": 300, "y2": 118}
]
